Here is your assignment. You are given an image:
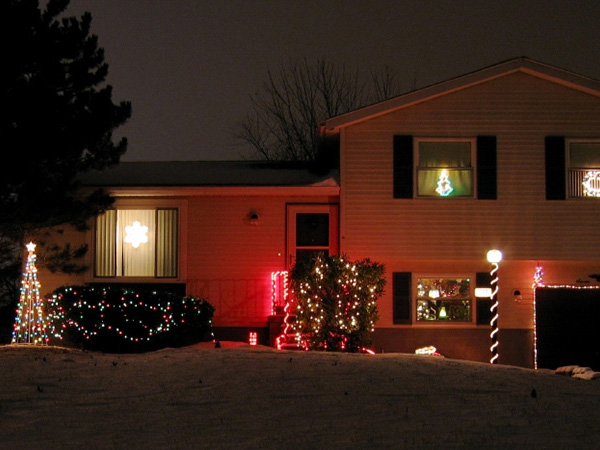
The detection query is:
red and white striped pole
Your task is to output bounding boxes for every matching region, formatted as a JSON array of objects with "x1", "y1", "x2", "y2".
[{"x1": 487, "y1": 249, "x2": 503, "y2": 364}]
